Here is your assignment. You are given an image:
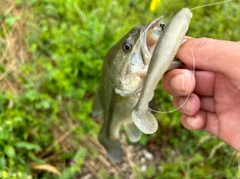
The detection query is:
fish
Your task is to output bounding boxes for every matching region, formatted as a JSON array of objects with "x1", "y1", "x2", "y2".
[
  {"x1": 131, "y1": 8, "x2": 192, "y2": 134},
  {"x1": 92, "y1": 12, "x2": 185, "y2": 163}
]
